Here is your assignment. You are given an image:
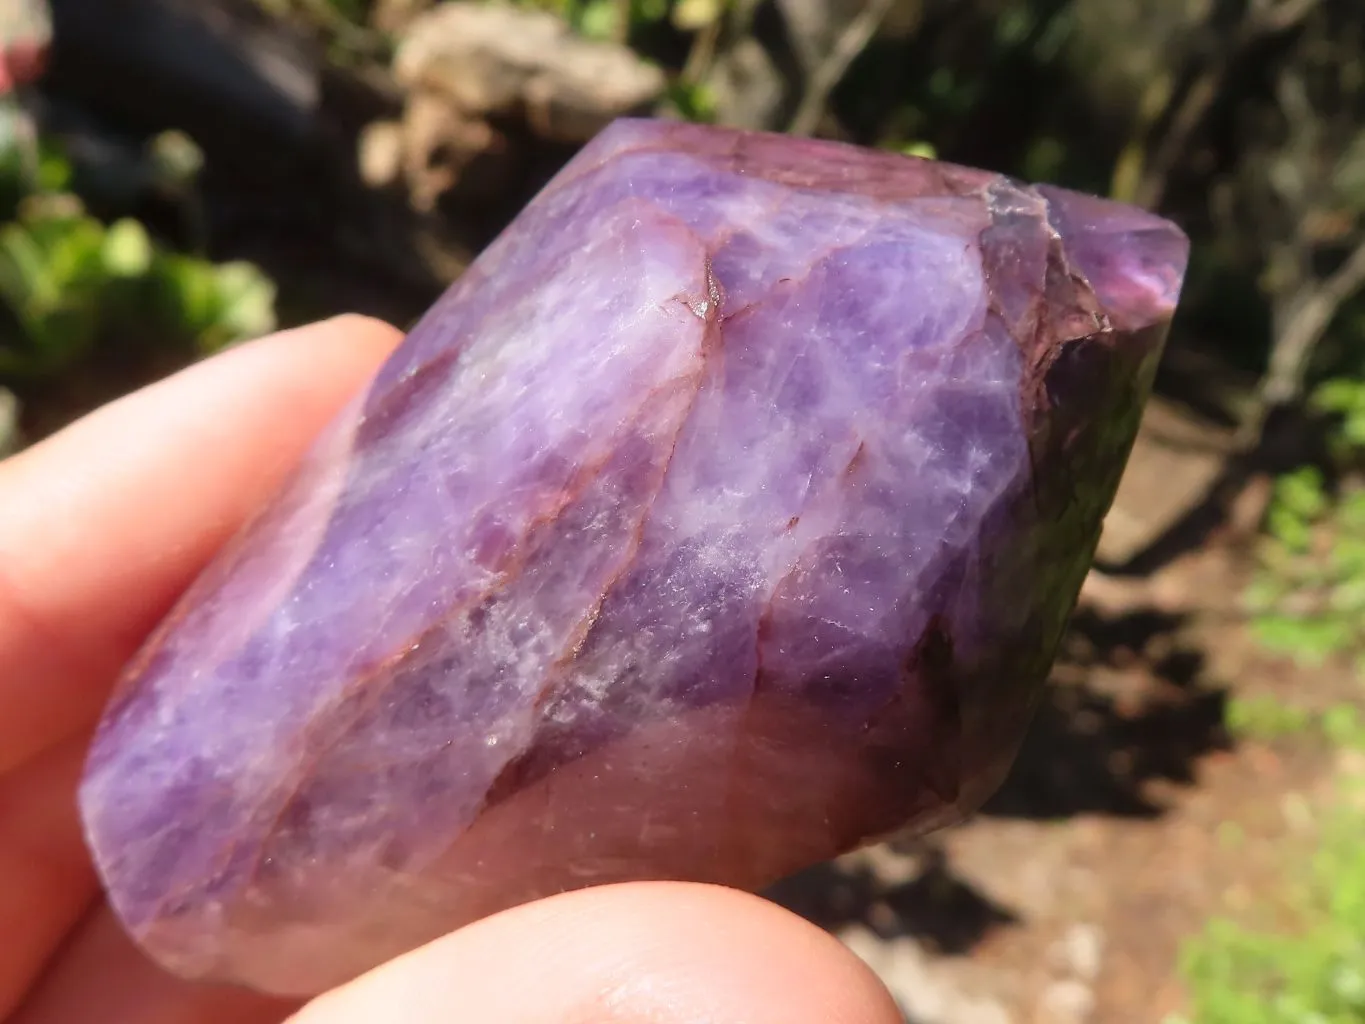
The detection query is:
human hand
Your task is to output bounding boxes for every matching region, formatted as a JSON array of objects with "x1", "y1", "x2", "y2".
[{"x1": 0, "y1": 316, "x2": 902, "y2": 1024}]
